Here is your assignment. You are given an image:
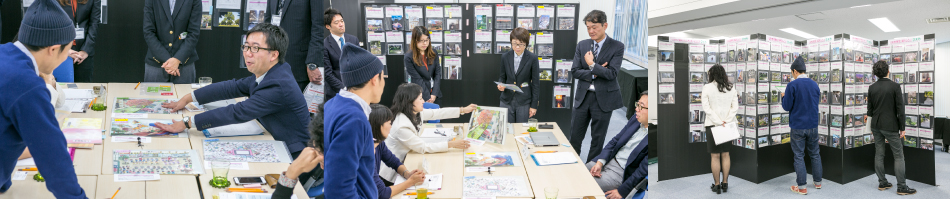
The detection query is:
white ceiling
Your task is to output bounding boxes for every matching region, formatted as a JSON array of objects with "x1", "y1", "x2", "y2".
[{"x1": 680, "y1": 0, "x2": 950, "y2": 43}]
